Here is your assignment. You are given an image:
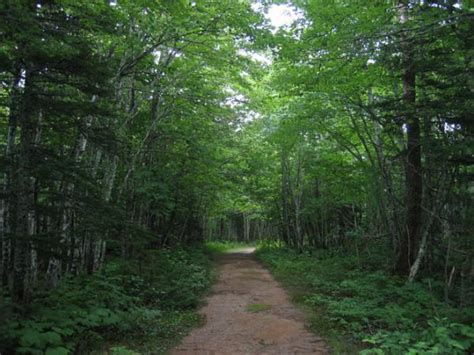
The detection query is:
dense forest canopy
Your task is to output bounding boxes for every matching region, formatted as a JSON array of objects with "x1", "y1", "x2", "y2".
[{"x1": 0, "y1": 0, "x2": 473, "y2": 353}]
